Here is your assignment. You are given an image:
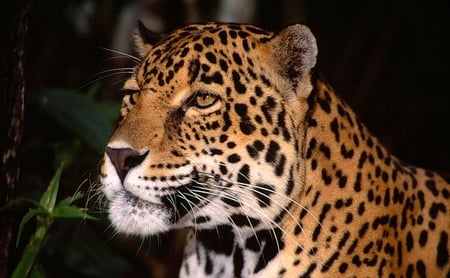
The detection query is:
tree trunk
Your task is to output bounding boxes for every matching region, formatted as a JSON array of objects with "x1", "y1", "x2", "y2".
[{"x1": 0, "y1": 1, "x2": 32, "y2": 277}]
